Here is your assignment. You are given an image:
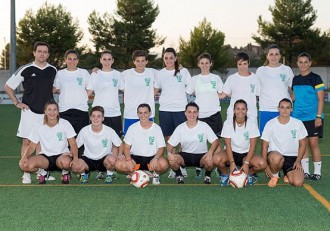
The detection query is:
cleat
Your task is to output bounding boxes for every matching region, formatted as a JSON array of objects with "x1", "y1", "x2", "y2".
[
  {"x1": 61, "y1": 174, "x2": 71, "y2": 184},
  {"x1": 95, "y1": 171, "x2": 104, "y2": 180},
  {"x1": 204, "y1": 176, "x2": 211, "y2": 184},
  {"x1": 219, "y1": 174, "x2": 229, "y2": 186},
  {"x1": 176, "y1": 176, "x2": 184, "y2": 184},
  {"x1": 284, "y1": 175, "x2": 289, "y2": 183},
  {"x1": 80, "y1": 174, "x2": 89, "y2": 184},
  {"x1": 112, "y1": 171, "x2": 119, "y2": 180},
  {"x1": 152, "y1": 175, "x2": 160, "y2": 185},
  {"x1": 180, "y1": 167, "x2": 188, "y2": 177},
  {"x1": 196, "y1": 167, "x2": 203, "y2": 178},
  {"x1": 310, "y1": 174, "x2": 321, "y2": 181},
  {"x1": 304, "y1": 173, "x2": 311, "y2": 180},
  {"x1": 168, "y1": 169, "x2": 176, "y2": 178},
  {"x1": 268, "y1": 177, "x2": 279, "y2": 187},
  {"x1": 39, "y1": 174, "x2": 46, "y2": 184},
  {"x1": 22, "y1": 173, "x2": 31, "y2": 184},
  {"x1": 104, "y1": 175, "x2": 113, "y2": 184},
  {"x1": 247, "y1": 174, "x2": 254, "y2": 186},
  {"x1": 37, "y1": 171, "x2": 56, "y2": 181}
]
